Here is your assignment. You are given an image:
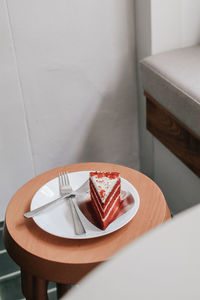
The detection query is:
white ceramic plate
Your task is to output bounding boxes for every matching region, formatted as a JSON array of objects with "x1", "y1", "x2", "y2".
[{"x1": 31, "y1": 171, "x2": 140, "y2": 239}]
